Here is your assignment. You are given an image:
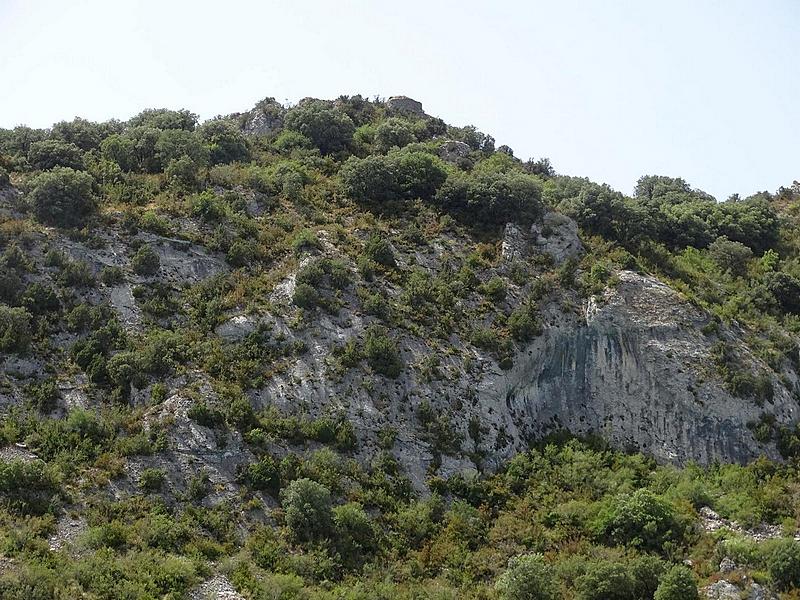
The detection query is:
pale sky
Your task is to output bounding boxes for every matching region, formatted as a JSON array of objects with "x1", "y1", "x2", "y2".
[{"x1": 1, "y1": 0, "x2": 797, "y2": 200}]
